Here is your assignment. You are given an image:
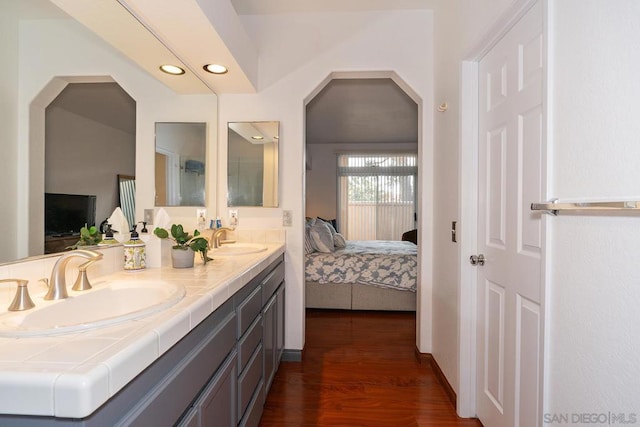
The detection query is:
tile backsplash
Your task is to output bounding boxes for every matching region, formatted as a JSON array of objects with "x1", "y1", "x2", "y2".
[
  {"x1": 225, "y1": 228, "x2": 286, "y2": 244},
  {"x1": 0, "y1": 228, "x2": 285, "y2": 309}
]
